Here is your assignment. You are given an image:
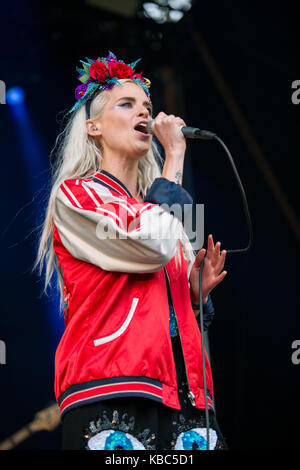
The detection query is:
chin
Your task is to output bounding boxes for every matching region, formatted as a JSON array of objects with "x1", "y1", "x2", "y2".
[{"x1": 133, "y1": 144, "x2": 151, "y2": 159}]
